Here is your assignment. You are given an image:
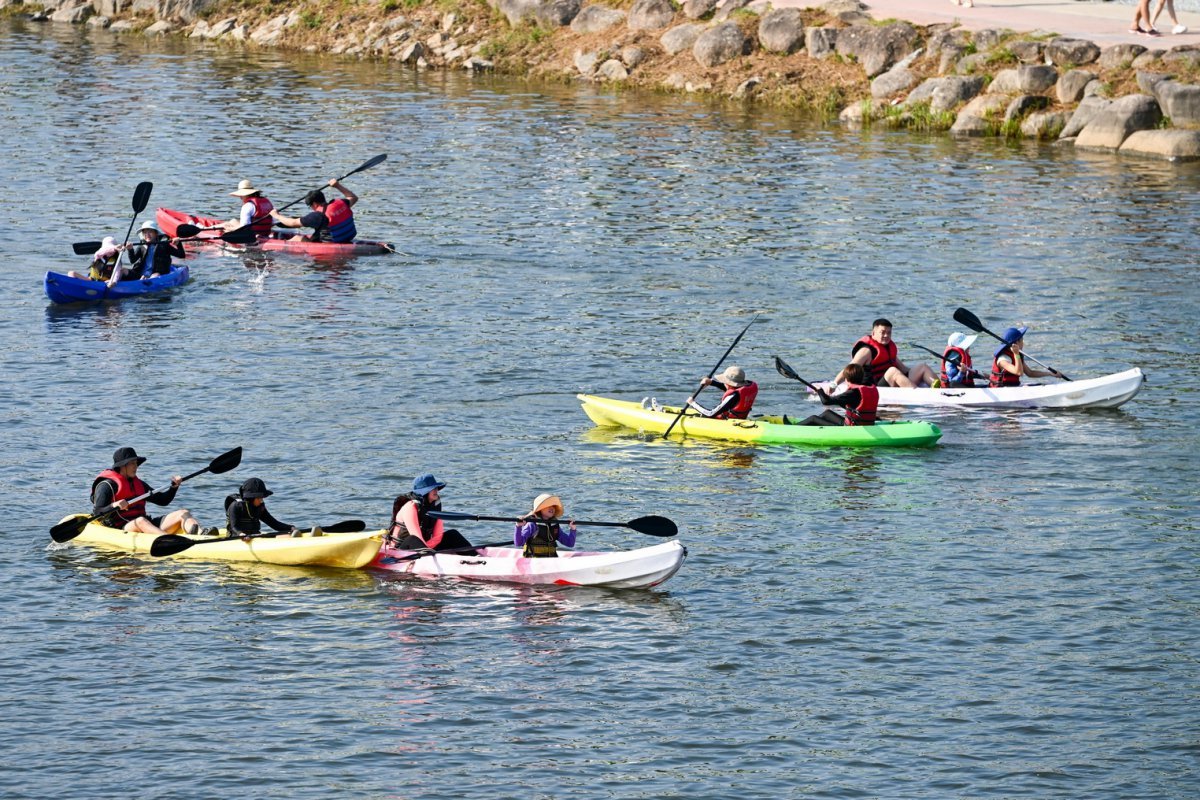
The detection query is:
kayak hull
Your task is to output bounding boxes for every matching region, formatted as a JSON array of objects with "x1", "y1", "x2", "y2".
[
  {"x1": 58, "y1": 516, "x2": 383, "y2": 568},
  {"x1": 157, "y1": 208, "x2": 392, "y2": 256},
  {"x1": 44, "y1": 266, "x2": 189, "y2": 304},
  {"x1": 372, "y1": 540, "x2": 687, "y2": 589},
  {"x1": 810, "y1": 368, "x2": 1145, "y2": 410},
  {"x1": 577, "y1": 394, "x2": 942, "y2": 447}
]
